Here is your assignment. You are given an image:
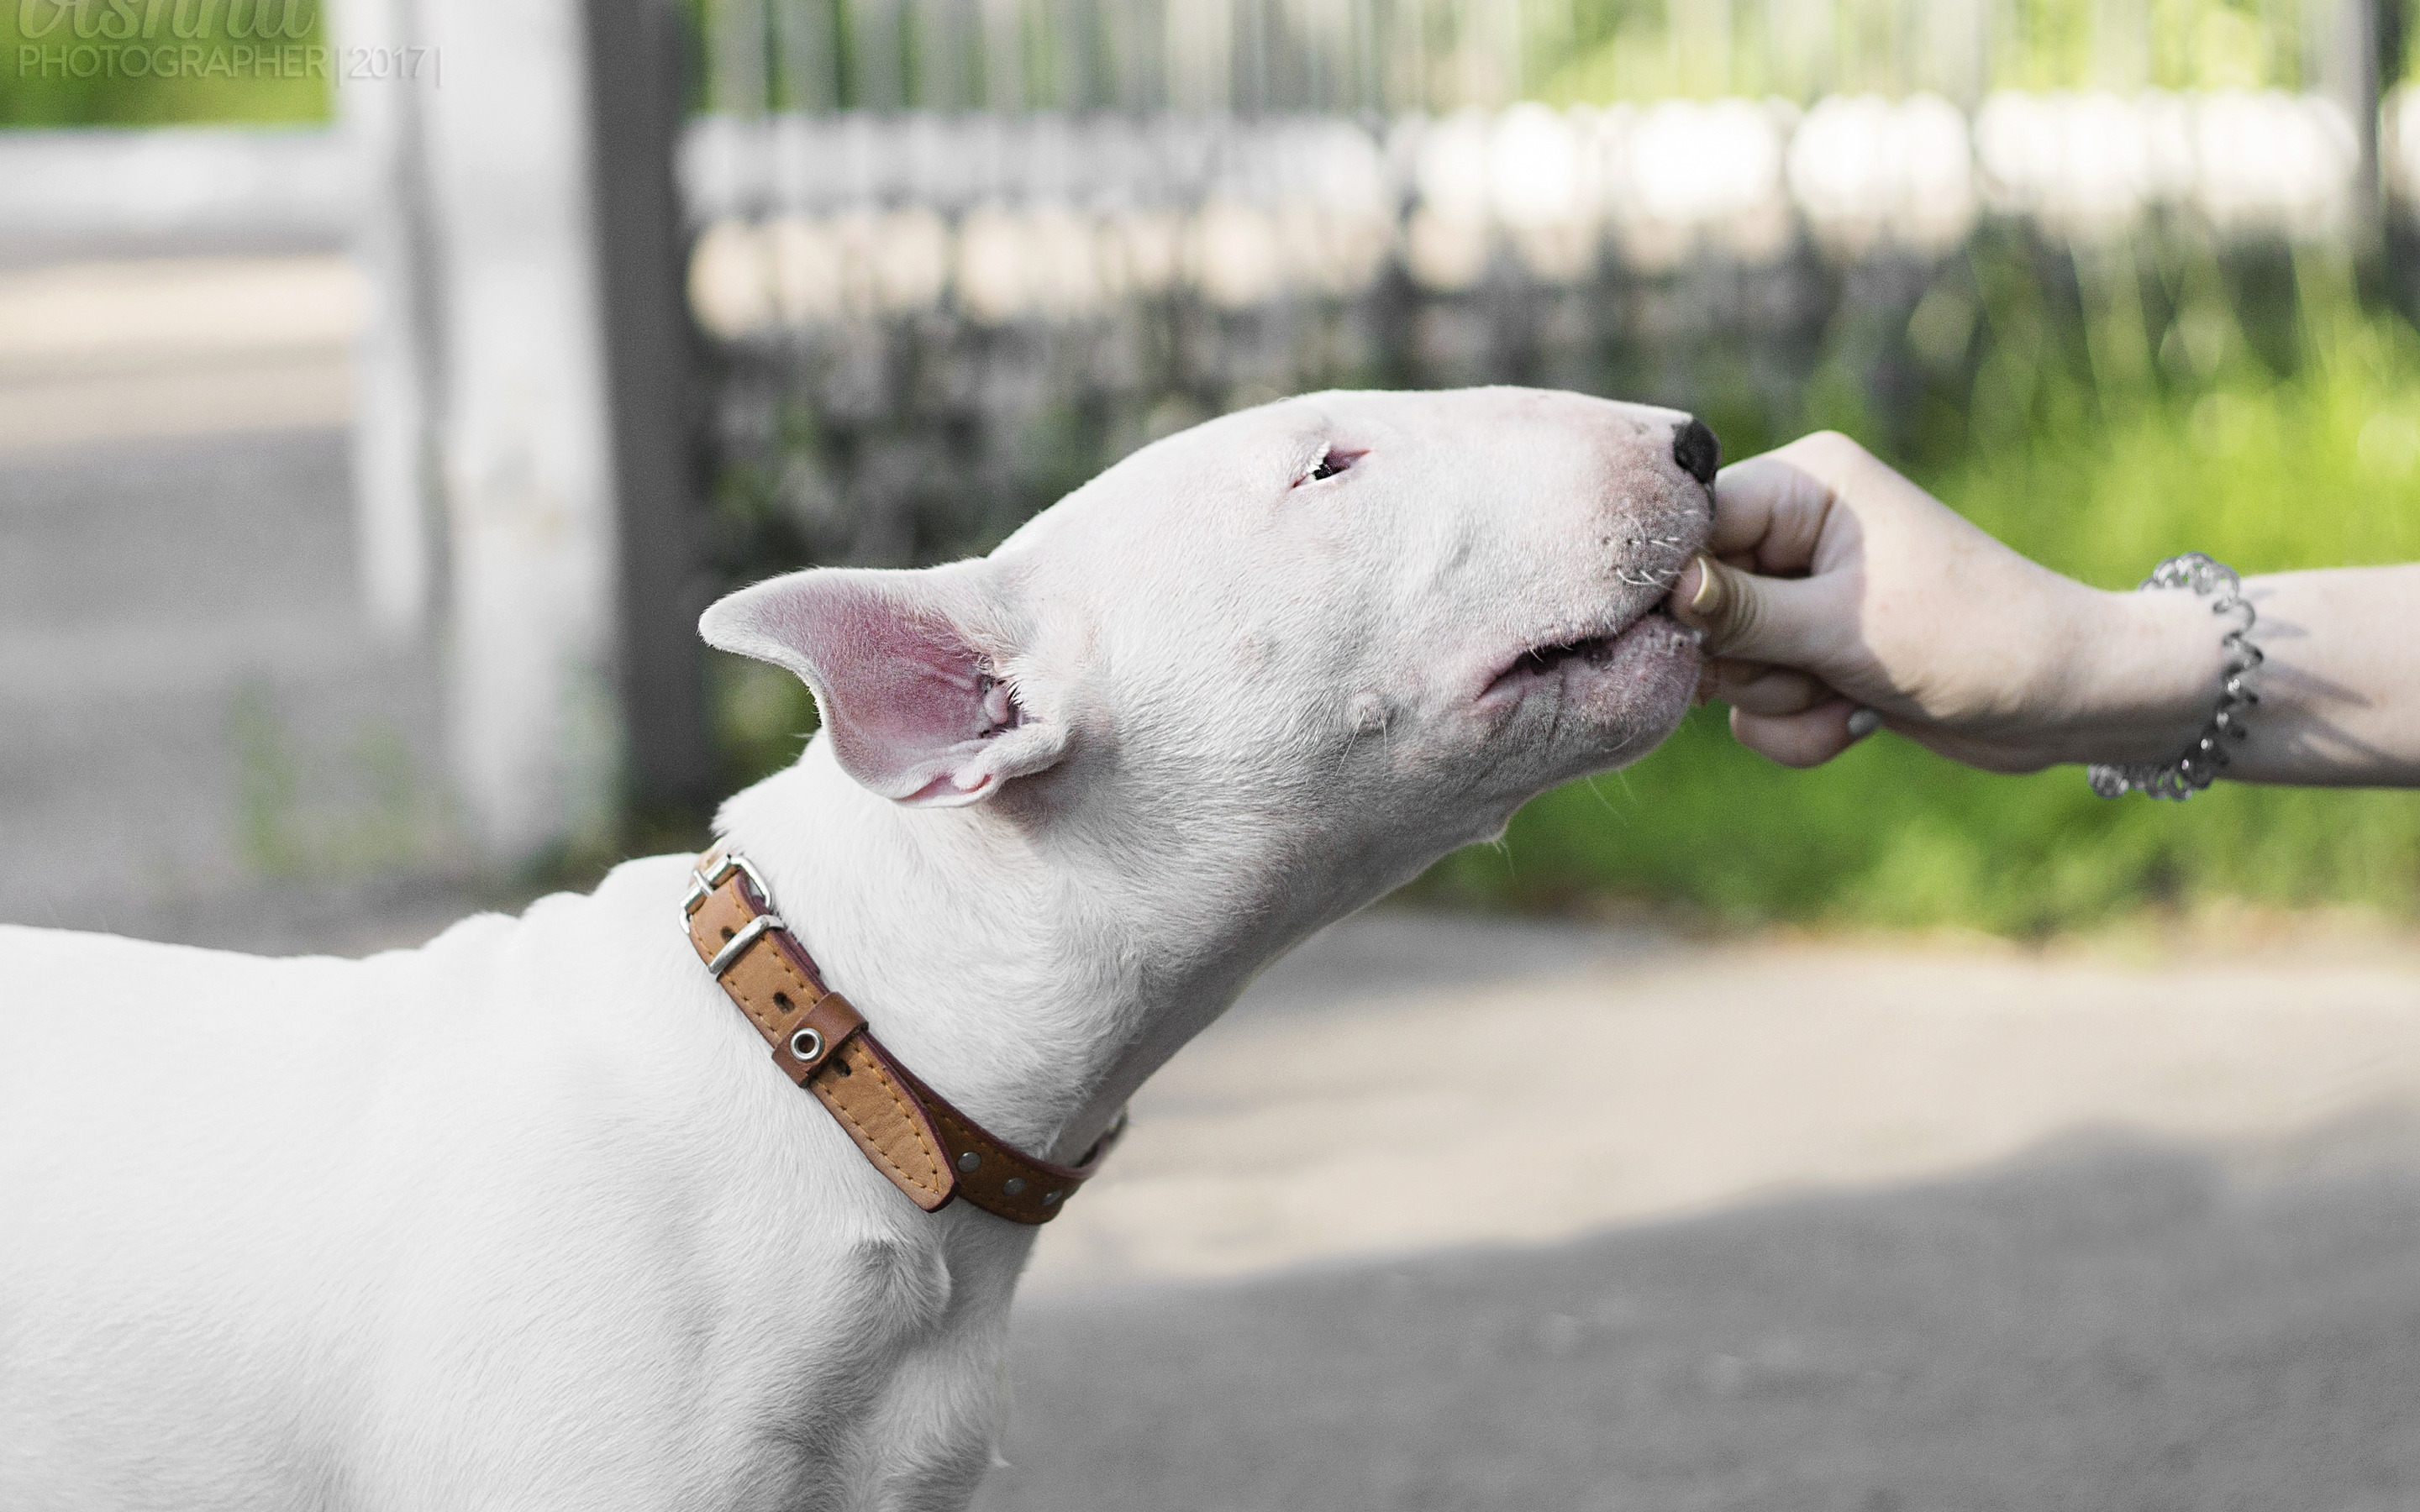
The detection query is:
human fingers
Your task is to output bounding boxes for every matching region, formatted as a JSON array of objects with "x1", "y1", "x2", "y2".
[
  {"x1": 1697, "y1": 657, "x2": 1829, "y2": 717},
  {"x1": 1704, "y1": 431, "x2": 1881, "y2": 575},
  {"x1": 1729, "y1": 699, "x2": 1883, "y2": 768},
  {"x1": 1668, "y1": 553, "x2": 1845, "y2": 666}
]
